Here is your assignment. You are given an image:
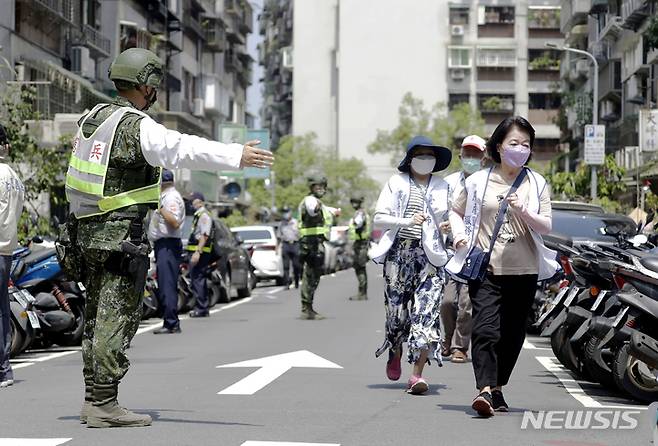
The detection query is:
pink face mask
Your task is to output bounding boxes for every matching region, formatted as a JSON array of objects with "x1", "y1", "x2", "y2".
[{"x1": 501, "y1": 144, "x2": 530, "y2": 168}]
